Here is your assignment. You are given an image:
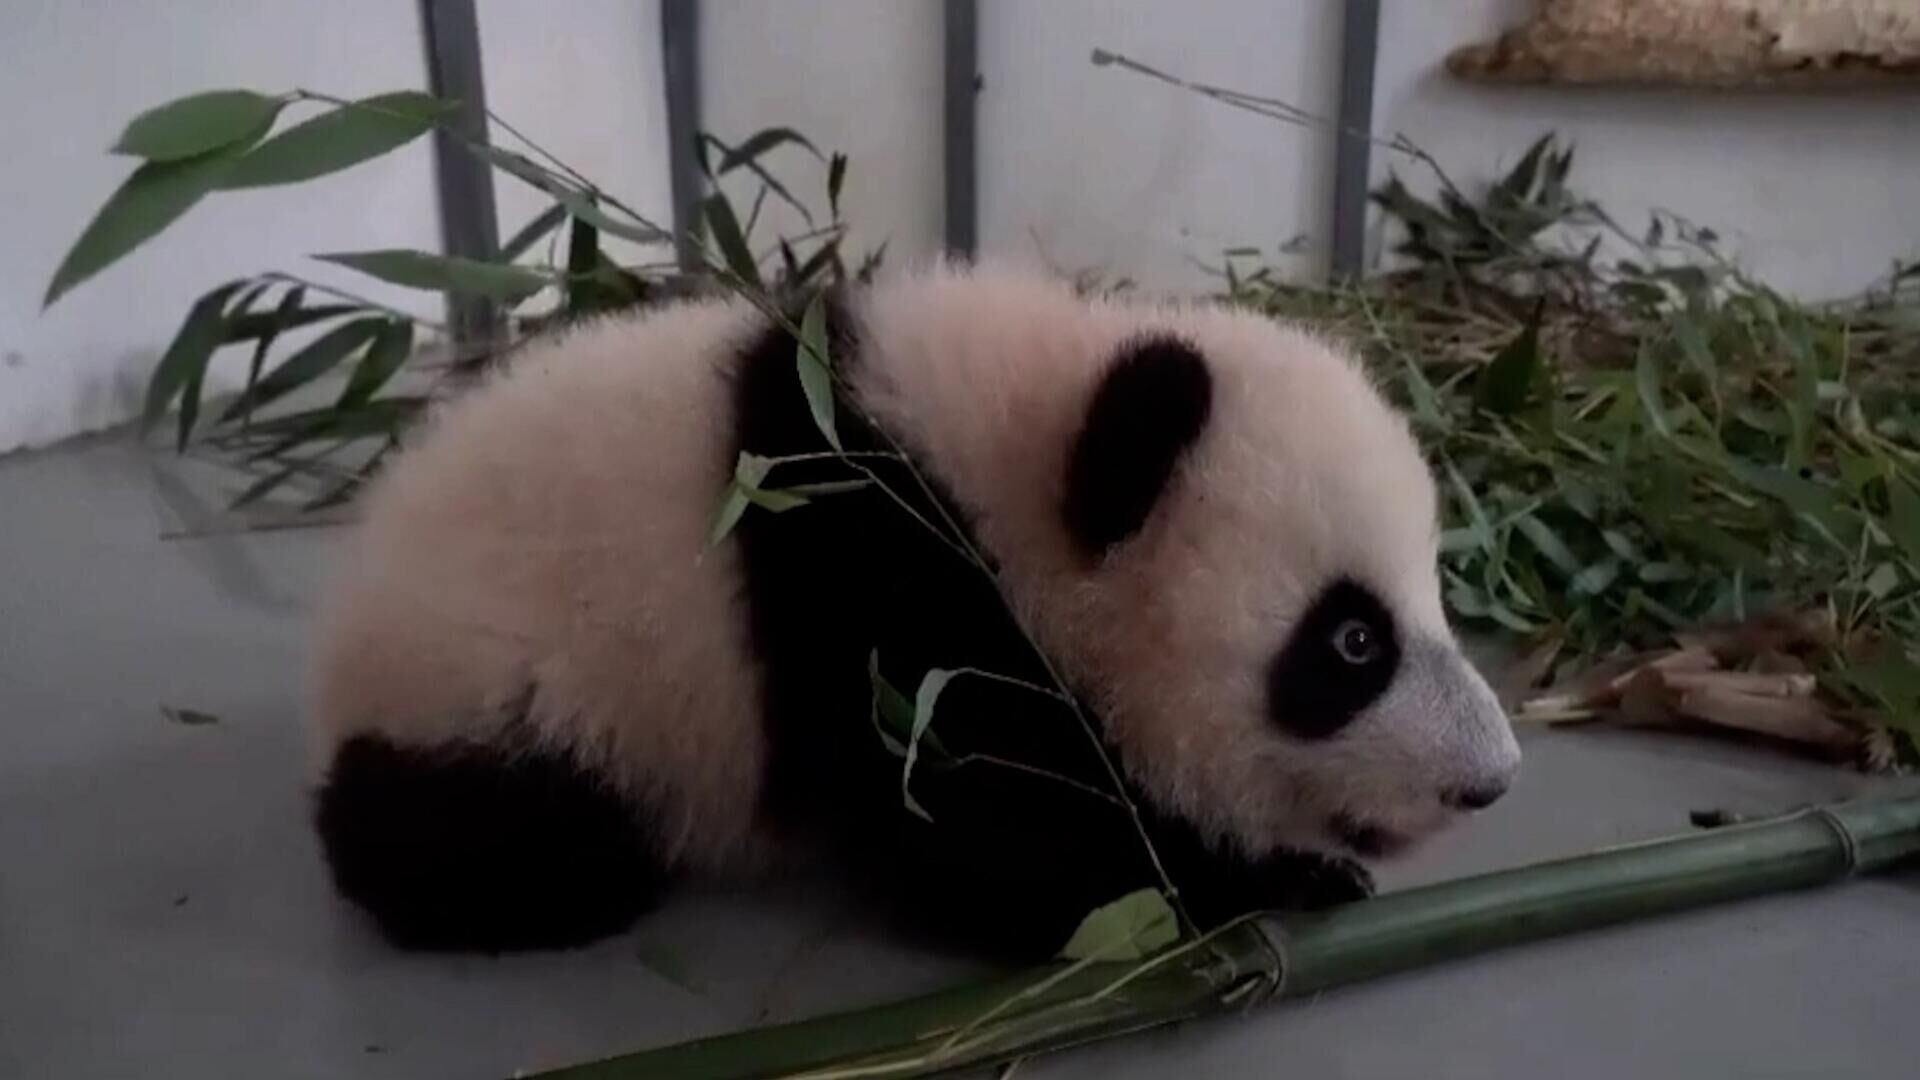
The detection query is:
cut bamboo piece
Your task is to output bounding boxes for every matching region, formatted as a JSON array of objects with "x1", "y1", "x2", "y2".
[
  {"x1": 1512, "y1": 612, "x2": 1873, "y2": 765},
  {"x1": 526, "y1": 794, "x2": 1920, "y2": 1080},
  {"x1": 1672, "y1": 685, "x2": 1859, "y2": 756}
]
